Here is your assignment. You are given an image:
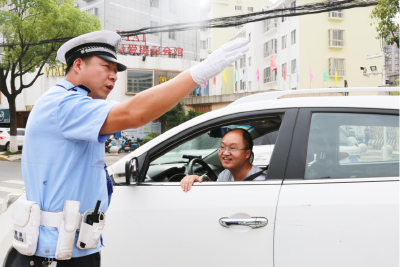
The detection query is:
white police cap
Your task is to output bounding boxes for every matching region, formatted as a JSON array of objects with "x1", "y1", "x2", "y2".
[{"x1": 57, "y1": 30, "x2": 127, "y2": 72}]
